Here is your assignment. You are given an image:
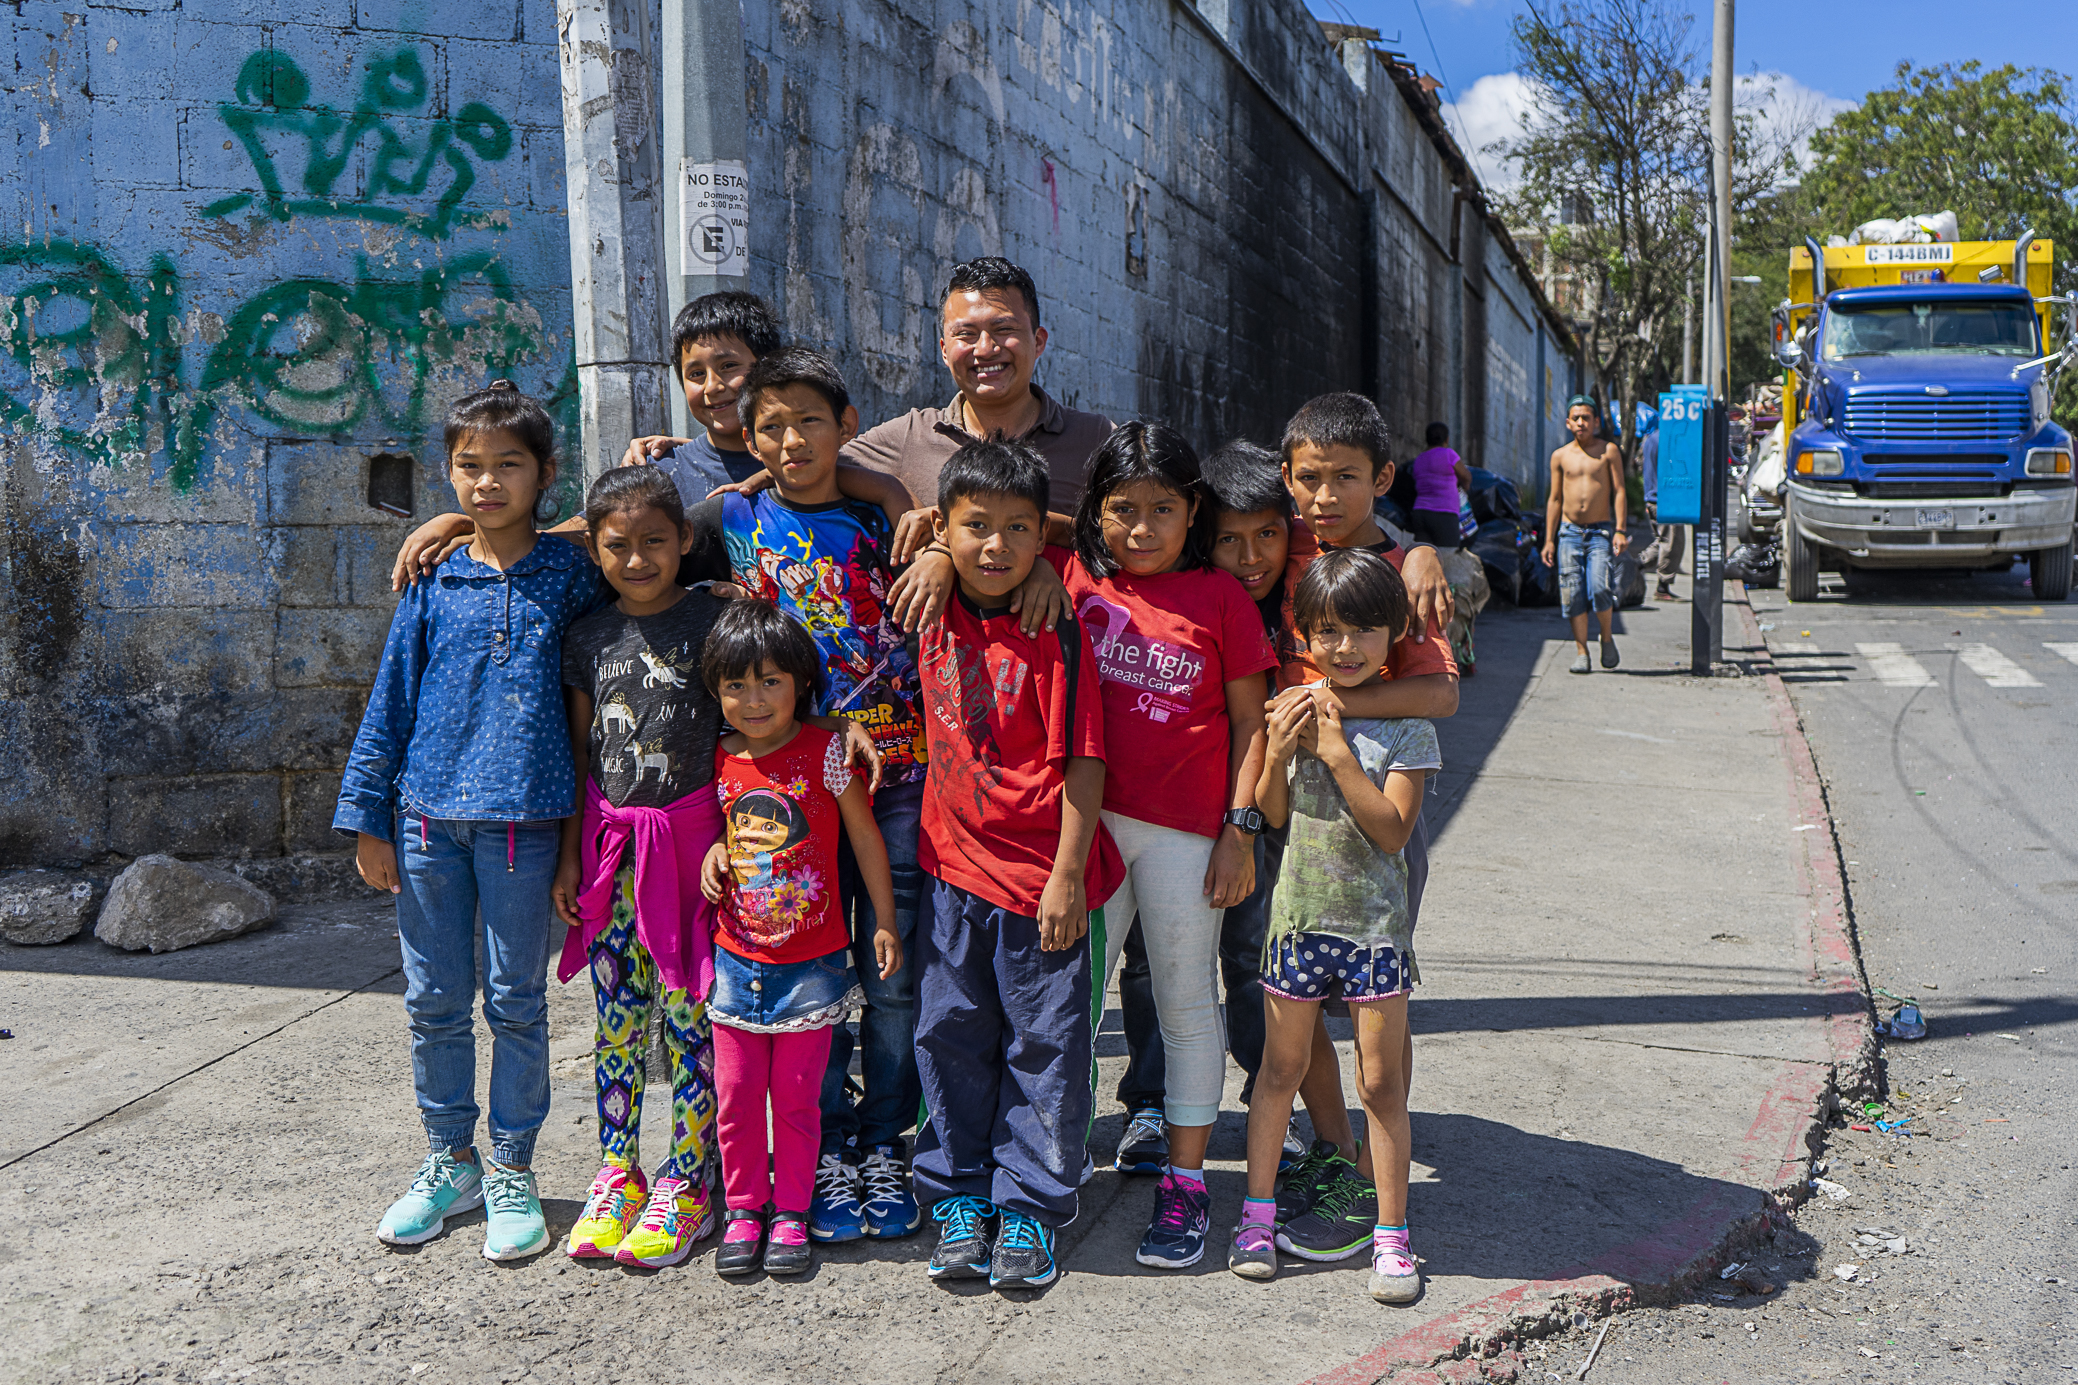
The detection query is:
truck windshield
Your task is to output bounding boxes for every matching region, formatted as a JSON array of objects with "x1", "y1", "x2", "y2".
[{"x1": 1822, "y1": 302, "x2": 2039, "y2": 359}]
